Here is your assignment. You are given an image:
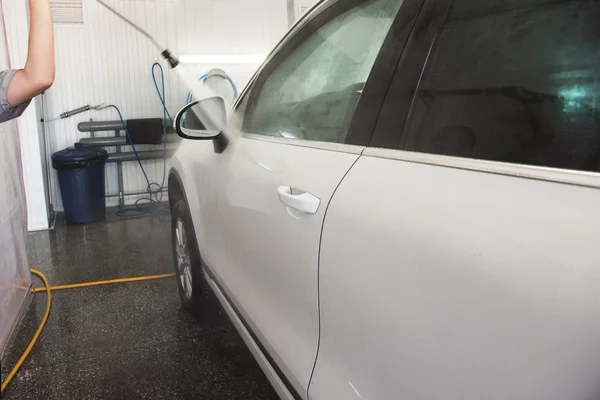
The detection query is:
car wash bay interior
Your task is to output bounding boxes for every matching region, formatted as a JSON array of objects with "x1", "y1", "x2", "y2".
[{"x1": 0, "y1": 0, "x2": 316, "y2": 397}]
